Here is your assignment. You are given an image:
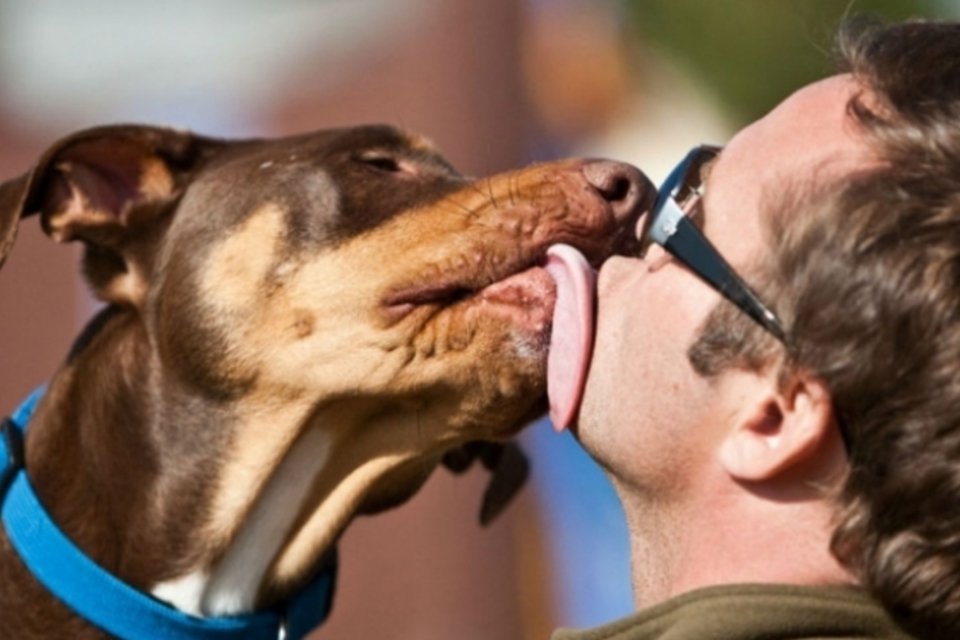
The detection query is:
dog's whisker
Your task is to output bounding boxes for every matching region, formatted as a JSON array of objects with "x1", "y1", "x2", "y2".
[
  {"x1": 468, "y1": 181, "x2": 490, "y2": 205},
  {"x1": 484, "y1": 177, "x2": 499, "y2": 210},
  {"x1": 443, "y1": 196, "x2": 476, "y2": 218}
]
